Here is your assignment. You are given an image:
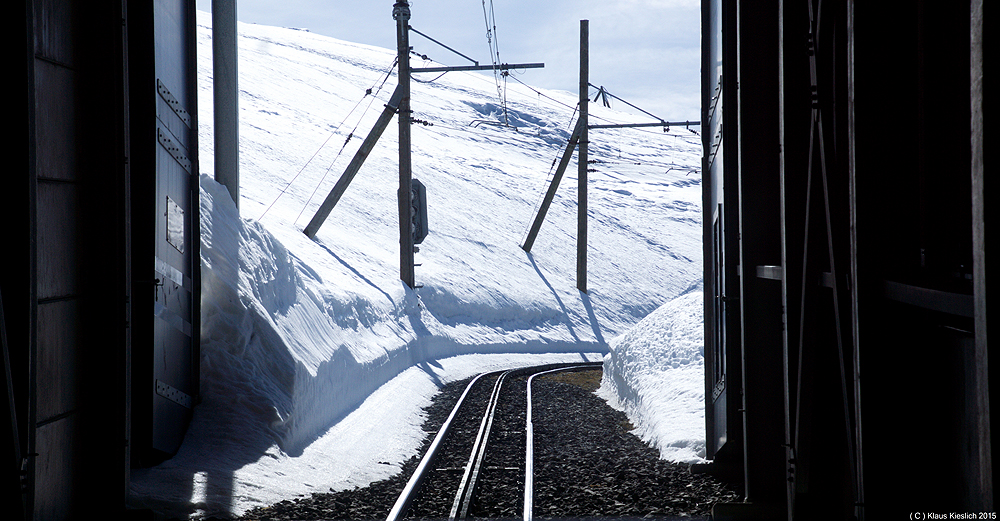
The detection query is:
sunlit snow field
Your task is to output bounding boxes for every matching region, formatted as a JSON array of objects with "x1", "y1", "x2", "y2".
[{"x1": 128, "y1": 11, "x2": 706, "y2": 518}]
